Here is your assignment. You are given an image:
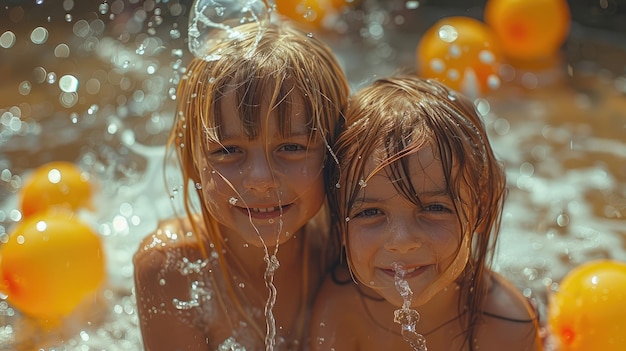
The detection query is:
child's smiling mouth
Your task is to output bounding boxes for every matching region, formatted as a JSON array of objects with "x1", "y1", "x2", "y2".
[
  {"x1": 380, "y1": 265, "x2": 429, "y2": 279},
  {"x1": 236, "y1": 204, "x2": 292, "y2": 219}
]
